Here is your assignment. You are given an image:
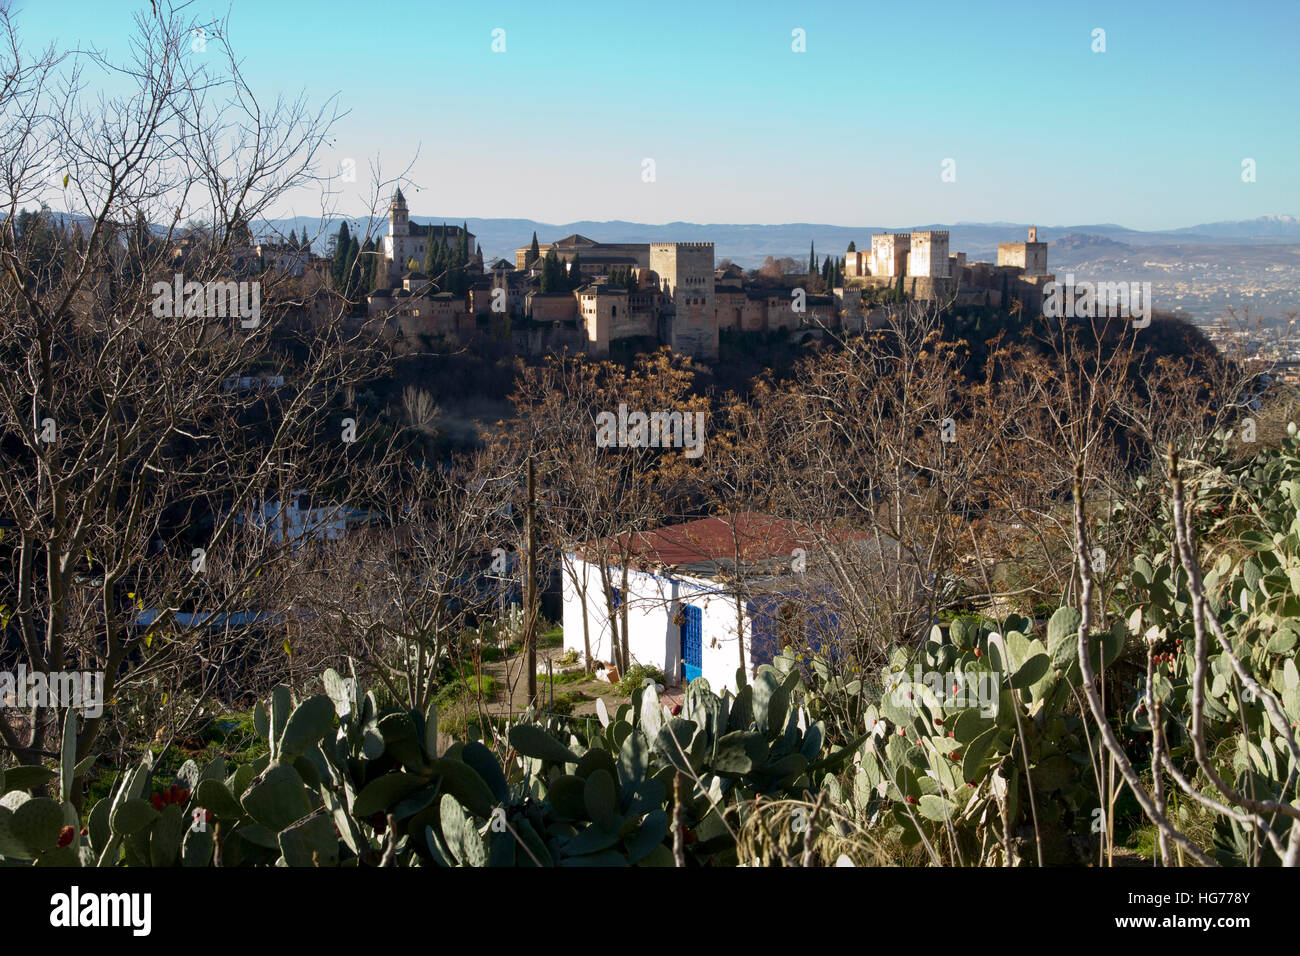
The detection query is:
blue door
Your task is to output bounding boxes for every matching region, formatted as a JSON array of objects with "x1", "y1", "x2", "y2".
[{"x1": 680, "y1": 605, "x2": 702, "y2": 684}]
